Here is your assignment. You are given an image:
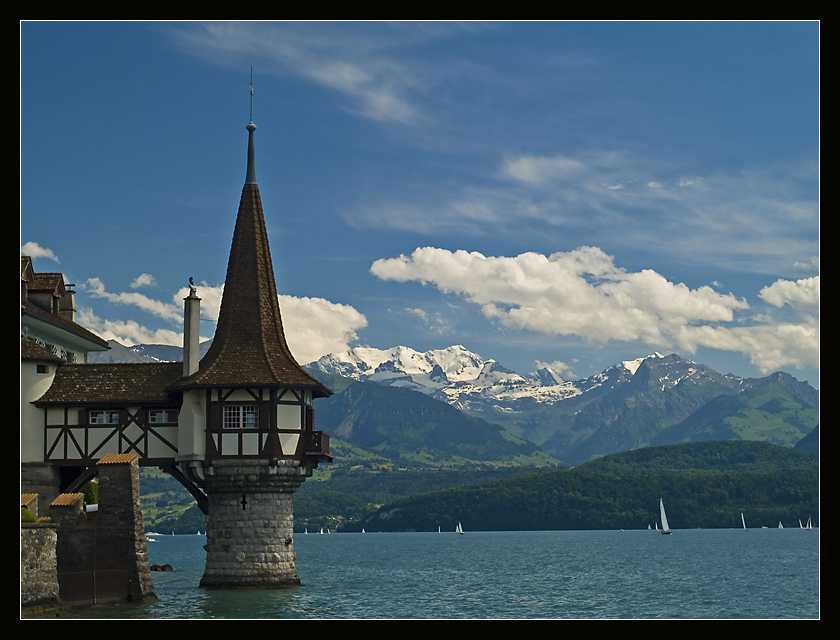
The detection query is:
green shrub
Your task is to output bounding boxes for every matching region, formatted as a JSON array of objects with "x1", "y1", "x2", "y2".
[{"x1": 21, "y1": 507, "x2": 37, "y2": 523}]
